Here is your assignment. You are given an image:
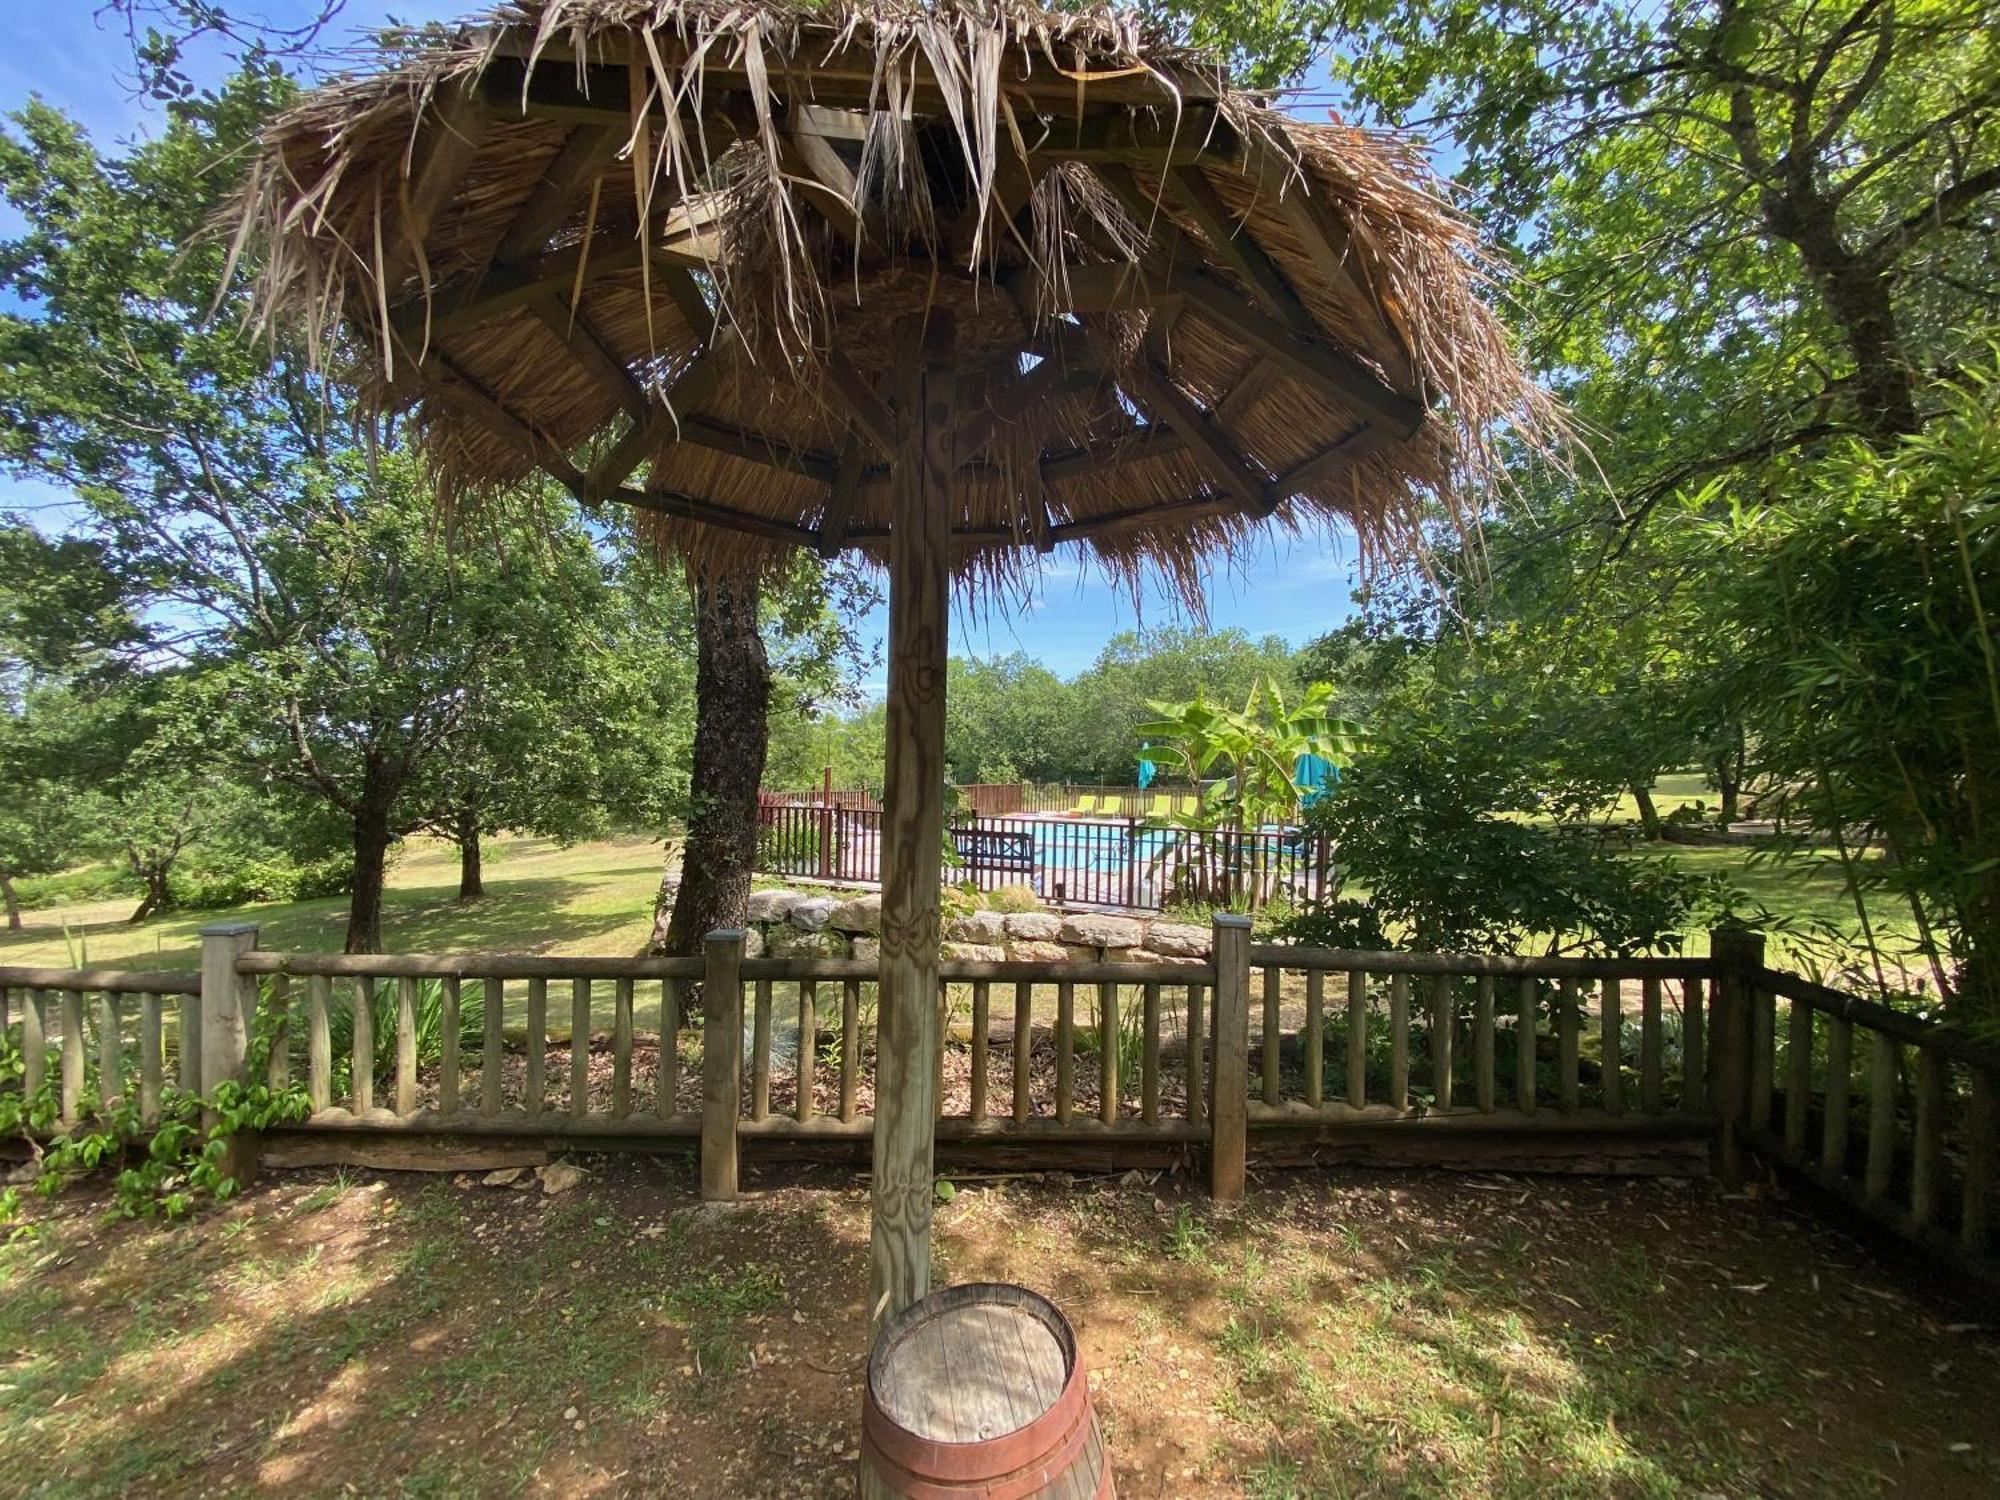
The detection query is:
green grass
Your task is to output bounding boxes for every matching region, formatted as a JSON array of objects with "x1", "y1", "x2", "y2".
[{"x1": 0, "y1": 833, "x2": 669, "y2": 970}]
